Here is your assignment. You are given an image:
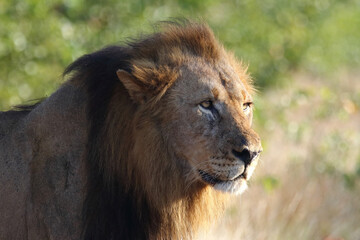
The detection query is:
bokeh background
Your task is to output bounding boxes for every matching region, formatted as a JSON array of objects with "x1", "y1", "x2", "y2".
[{"x1": 1, "y1": 0, "x2": 359, "y2": 239}]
